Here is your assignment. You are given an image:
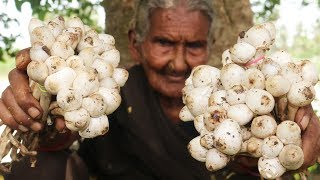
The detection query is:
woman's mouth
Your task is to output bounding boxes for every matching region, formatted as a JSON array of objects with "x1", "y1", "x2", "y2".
[{"x1": 166, "y1": 74, "x2": 186, "y2": 82}]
